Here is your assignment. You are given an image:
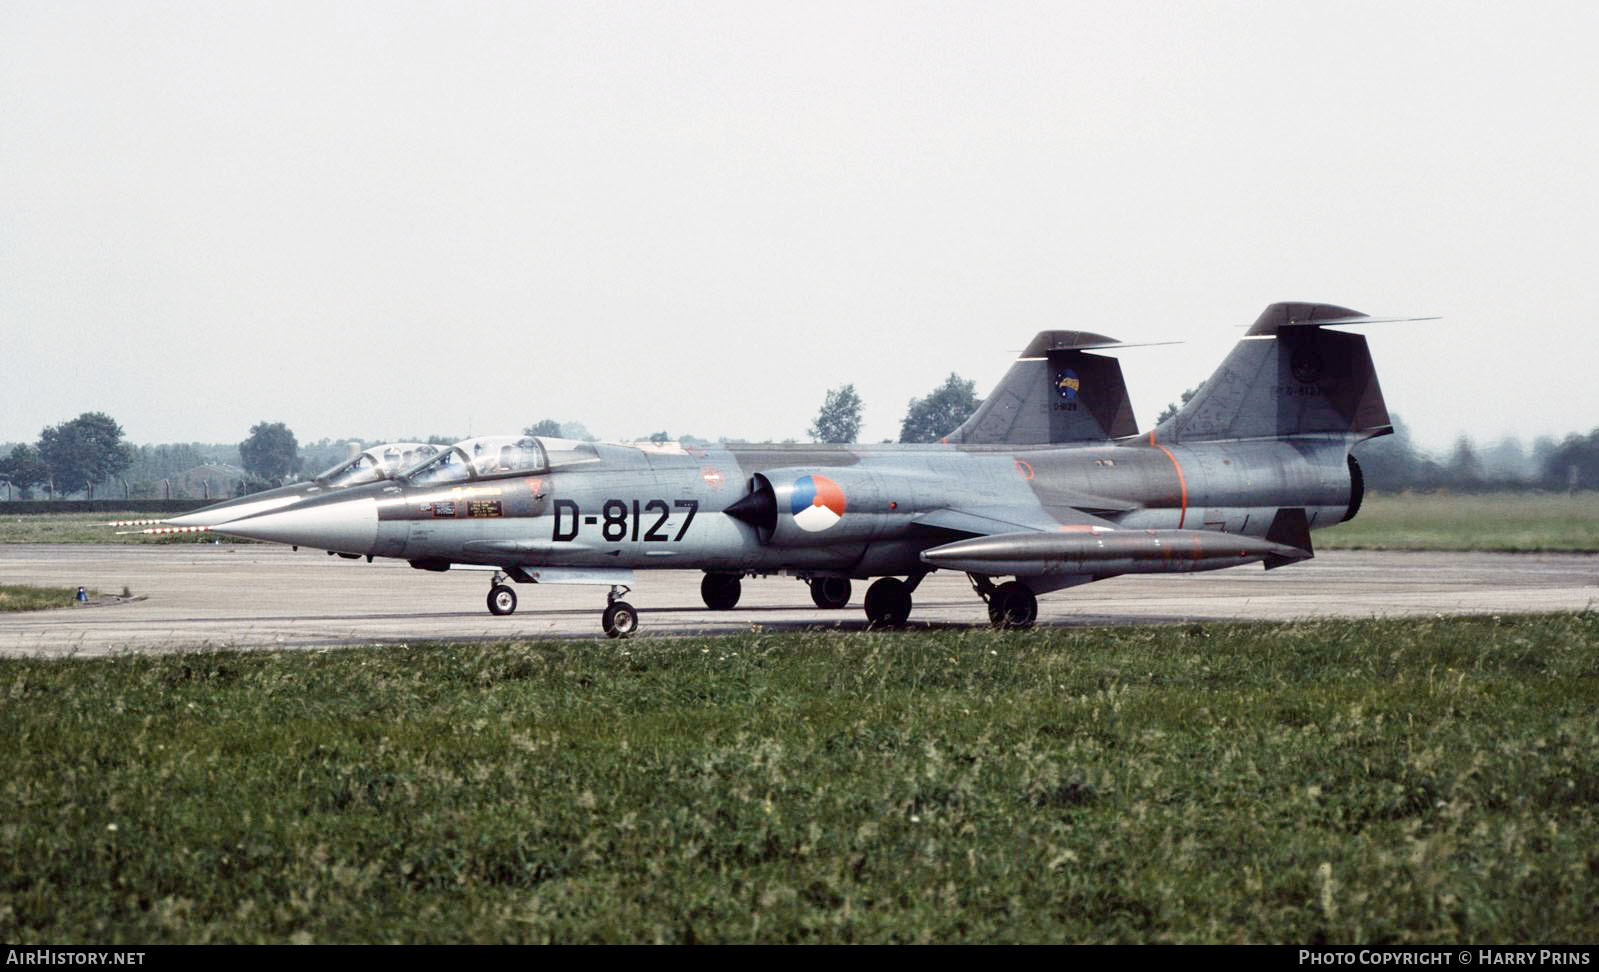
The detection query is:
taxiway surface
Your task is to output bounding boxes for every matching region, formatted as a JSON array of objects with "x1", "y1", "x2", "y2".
[{"x1": 0, "y1": 544, "x2": 1593, "y2": 656}]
